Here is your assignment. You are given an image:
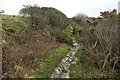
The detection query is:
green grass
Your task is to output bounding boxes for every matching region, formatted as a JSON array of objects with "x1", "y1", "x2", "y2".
[
  {"x1": 34, "y1": 44, "x2": 71, "y2": 78},
  {"x1": 69, "y1": 48, "x2": 83, "y2": 78},
  {"x1": 65, "y1": 22, "x2": 83, "y2": 42},
  {"x1": 69, "y1": 48, "x2": 94, "y2": 78},
  {"x1": 2, "y1": 15, "x2": 31, "y2": 35},
  {"x1": 62, "y1": 69, "x2": 67, "y2": 73},
  {"x1": 73, "y1": 32, "x2": 80, "y2": 41}
]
